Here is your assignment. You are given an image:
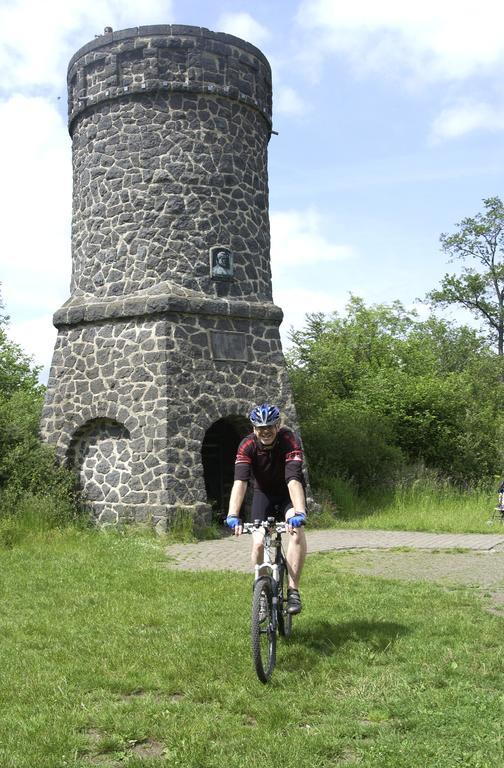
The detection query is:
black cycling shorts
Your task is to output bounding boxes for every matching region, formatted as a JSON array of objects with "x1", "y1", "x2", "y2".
[{"x1": 250, "y1": 488, "x2": 293, "y2": 523}]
